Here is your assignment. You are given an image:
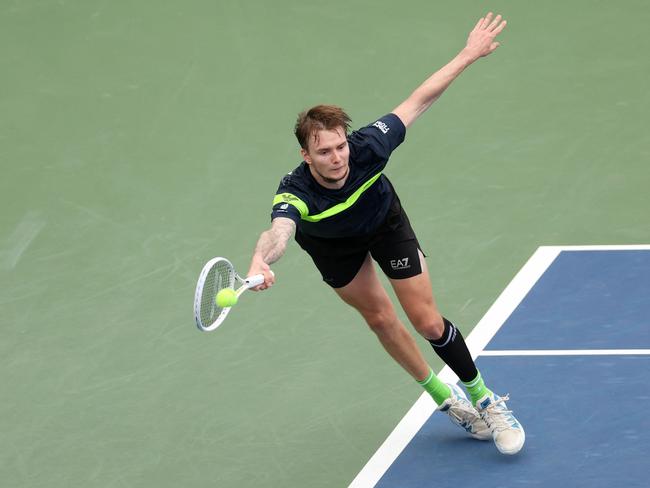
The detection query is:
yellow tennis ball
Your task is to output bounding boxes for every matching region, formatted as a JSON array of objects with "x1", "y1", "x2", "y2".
[{"x1": 216, "y1": 288, "x2": 238, "y2": 307}]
